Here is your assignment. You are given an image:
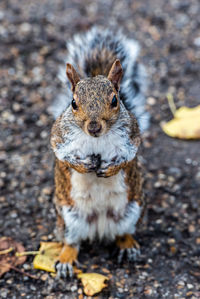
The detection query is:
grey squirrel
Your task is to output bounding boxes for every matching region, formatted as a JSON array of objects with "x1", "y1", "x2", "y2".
[{"x1": 50, "y1": 27, "x2": 148, "y2": 278}]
